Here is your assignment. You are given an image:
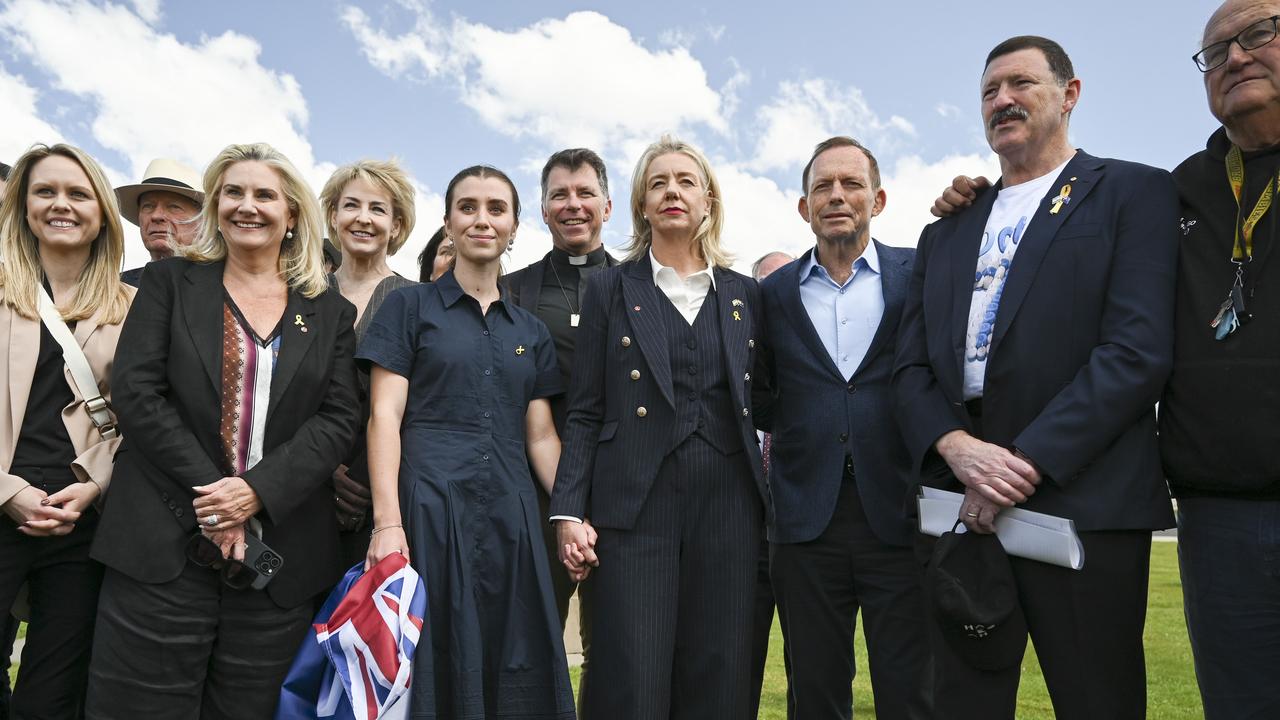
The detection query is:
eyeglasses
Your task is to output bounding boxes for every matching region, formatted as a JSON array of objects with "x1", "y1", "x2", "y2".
[
  {"x1": 185, "y1": 532, "x2": 258, "y2": 590},
  {"x1": 1194, "y1": 15, "x2": 1280, "y2": 72}
]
